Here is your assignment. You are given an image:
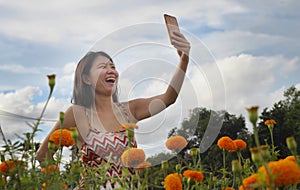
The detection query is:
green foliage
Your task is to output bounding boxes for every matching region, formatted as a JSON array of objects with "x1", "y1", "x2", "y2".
[
  {"x1": 168, "y1": 107, "x2": 251, "y2": 174},
  {"x1": 258, "y1": 86, "x2": 300, "y2": 158},
  {"x1": 1, "y1": 75, "x2": 300, "y2": 189}
]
